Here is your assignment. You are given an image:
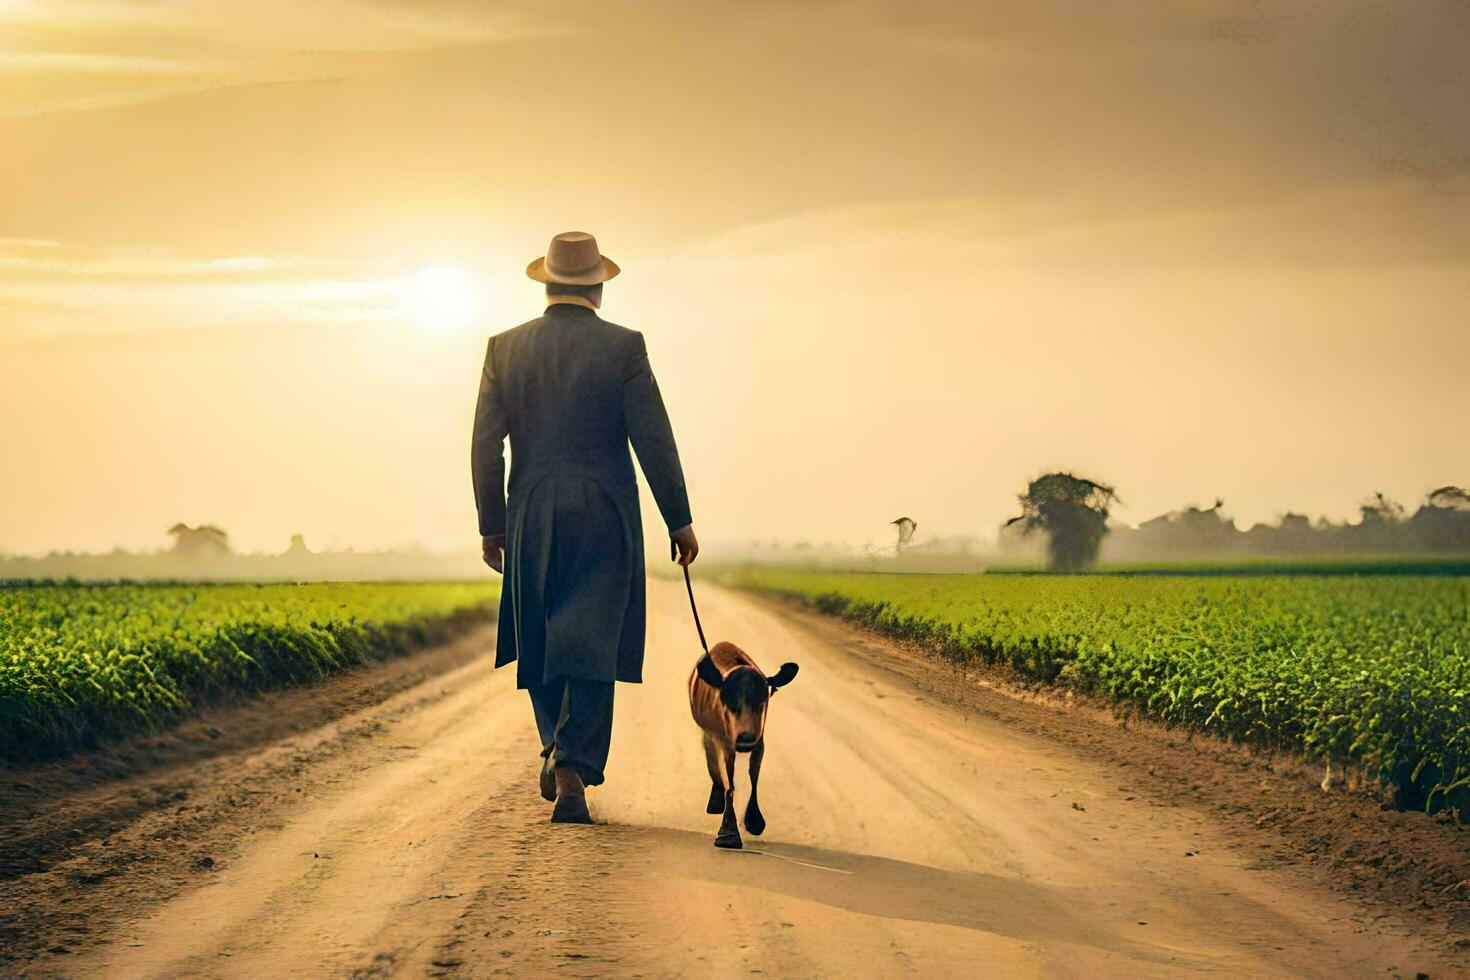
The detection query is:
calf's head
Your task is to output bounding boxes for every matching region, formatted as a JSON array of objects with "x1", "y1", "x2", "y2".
[{"x1": 696, "y1": 655, "x2": 799, "y2": 751}]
